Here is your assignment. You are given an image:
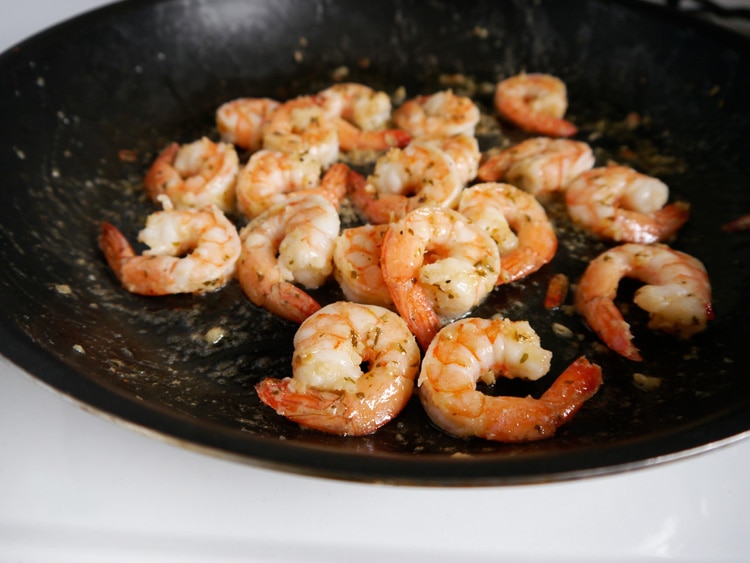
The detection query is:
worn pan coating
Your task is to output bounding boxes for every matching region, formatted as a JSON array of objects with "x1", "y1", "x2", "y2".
[{"x1": 1, "y1": 0, "x2": 749, "y2": 485}]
